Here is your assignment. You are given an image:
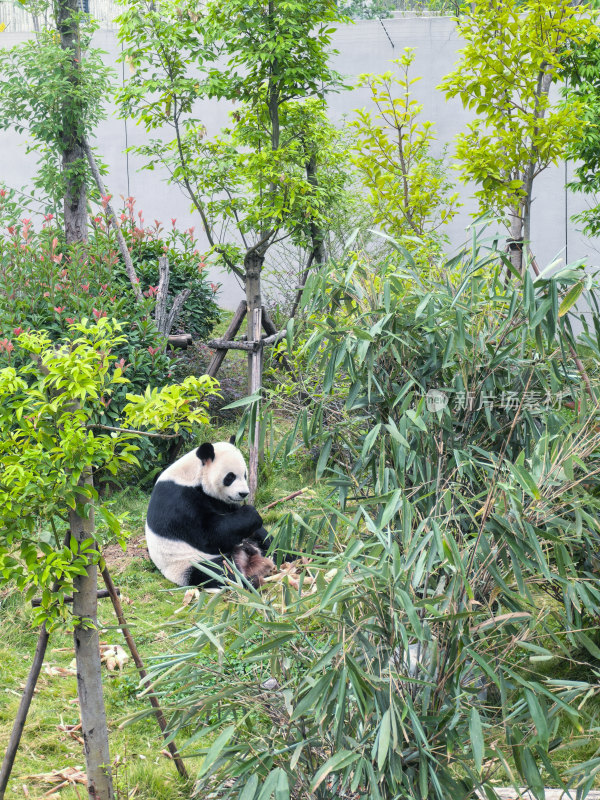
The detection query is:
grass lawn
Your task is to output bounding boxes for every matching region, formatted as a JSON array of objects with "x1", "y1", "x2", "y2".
[{"x1": 0, "y1": 305, "x2": 317, "y2": 799}]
